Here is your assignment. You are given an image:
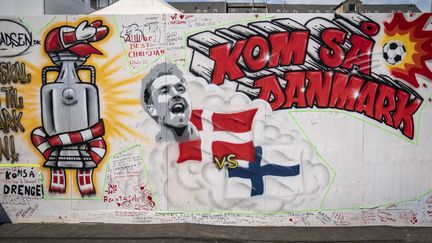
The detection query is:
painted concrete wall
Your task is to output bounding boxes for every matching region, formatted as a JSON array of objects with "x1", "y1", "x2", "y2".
[{"x1": 0, "y1": 13, "x2": 431, "y2": 226}]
